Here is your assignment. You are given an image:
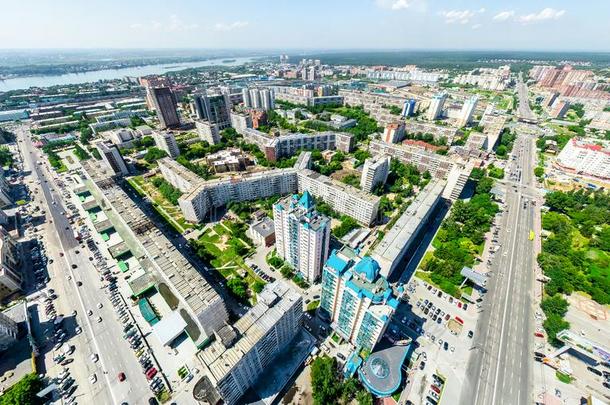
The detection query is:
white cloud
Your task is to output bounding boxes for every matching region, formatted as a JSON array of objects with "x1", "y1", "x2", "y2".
[
  {"x1": 376, "y1": 0, "x2": 412, "y2": 10},
  {"x1": 439, "y1": 9, "x2": 484, "y2": 24},
  {"x1": 493, "y1": 10, "x2": 515, "y2": 21},
  {"x1": 129, "y1": 23, "x2": 144, "y2": 30},
  {"x1": 518, "y1": 8, "x2": 565, "y2": 24},
  {"x1": 214, "y1": 21, "x2": 249, "y2": 32},
  {"x1": 471, "y1": 23, "x2": 482, "y2": 30}
]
